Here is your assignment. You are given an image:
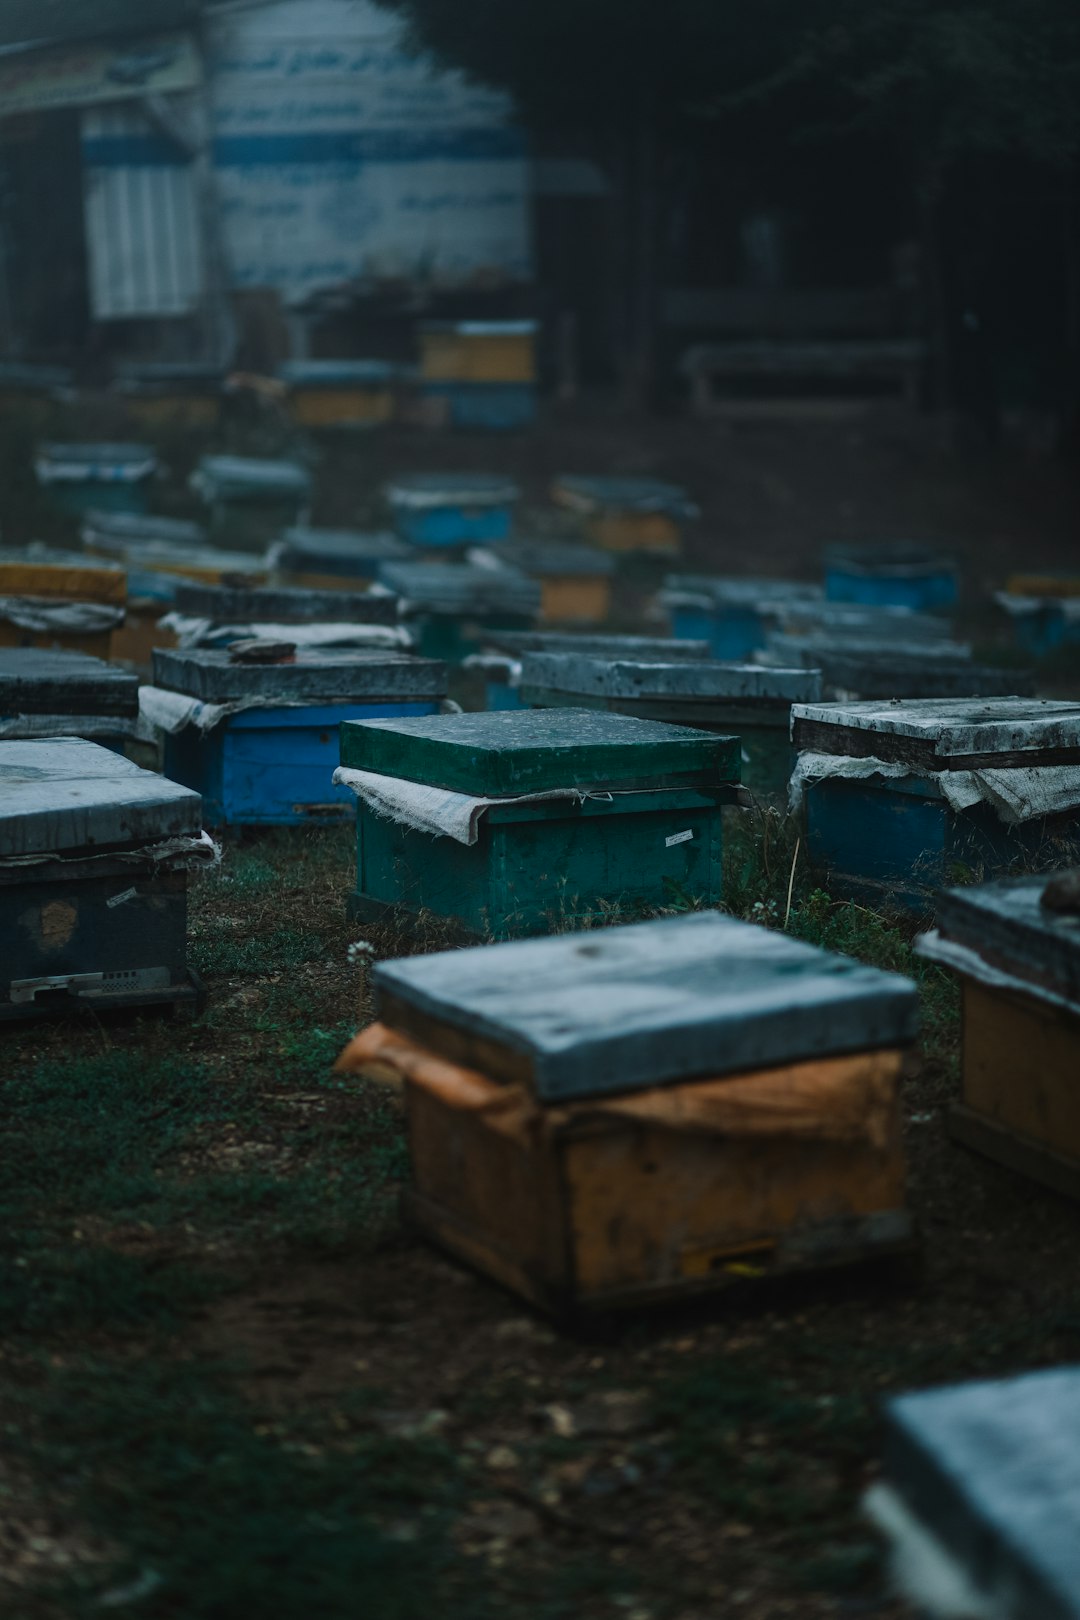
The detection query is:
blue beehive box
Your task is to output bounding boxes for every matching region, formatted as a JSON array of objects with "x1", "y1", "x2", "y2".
[
  {"x1": 662, "y1": 576, "x2": 824, "y2": 659},
  {"x1": 825, "y1": 543, "x2": 958, "y2": 612},
  {"x1": 791, "y1": 697, "x2": 1080, "y2": 911},
  {"x1": 868, "y1": 1366, "x2": 1080, "y2": 1620},
  {"x1": 385, "y1": 473, "x2": 520, "y2": 548},
  {"x1": 147, "y1": 646, "x2": 447, "y2": 827},
  {"x1": 35, "y1": 442, "x2": 158, "y2": 516},
  {"x1": 421, "y1": 381, "x2": 537, "y2": 432},
  {"x1": 996, "y1": 577, "x2": 1080, "y2": 659}
]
